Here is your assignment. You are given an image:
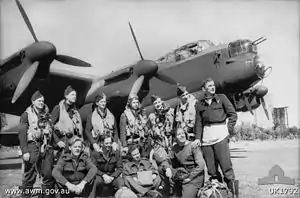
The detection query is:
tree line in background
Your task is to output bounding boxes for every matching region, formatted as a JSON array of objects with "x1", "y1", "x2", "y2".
[{"x1": 233, "y1": 122, "x2": 300, "y2": 141}]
